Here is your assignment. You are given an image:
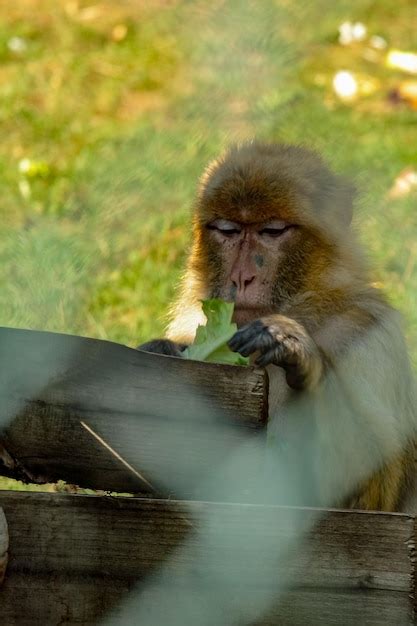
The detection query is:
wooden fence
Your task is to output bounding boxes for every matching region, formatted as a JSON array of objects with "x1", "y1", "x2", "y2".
[{"x1": 0, "y1": 326, "x2": 416, "y2": 625}]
